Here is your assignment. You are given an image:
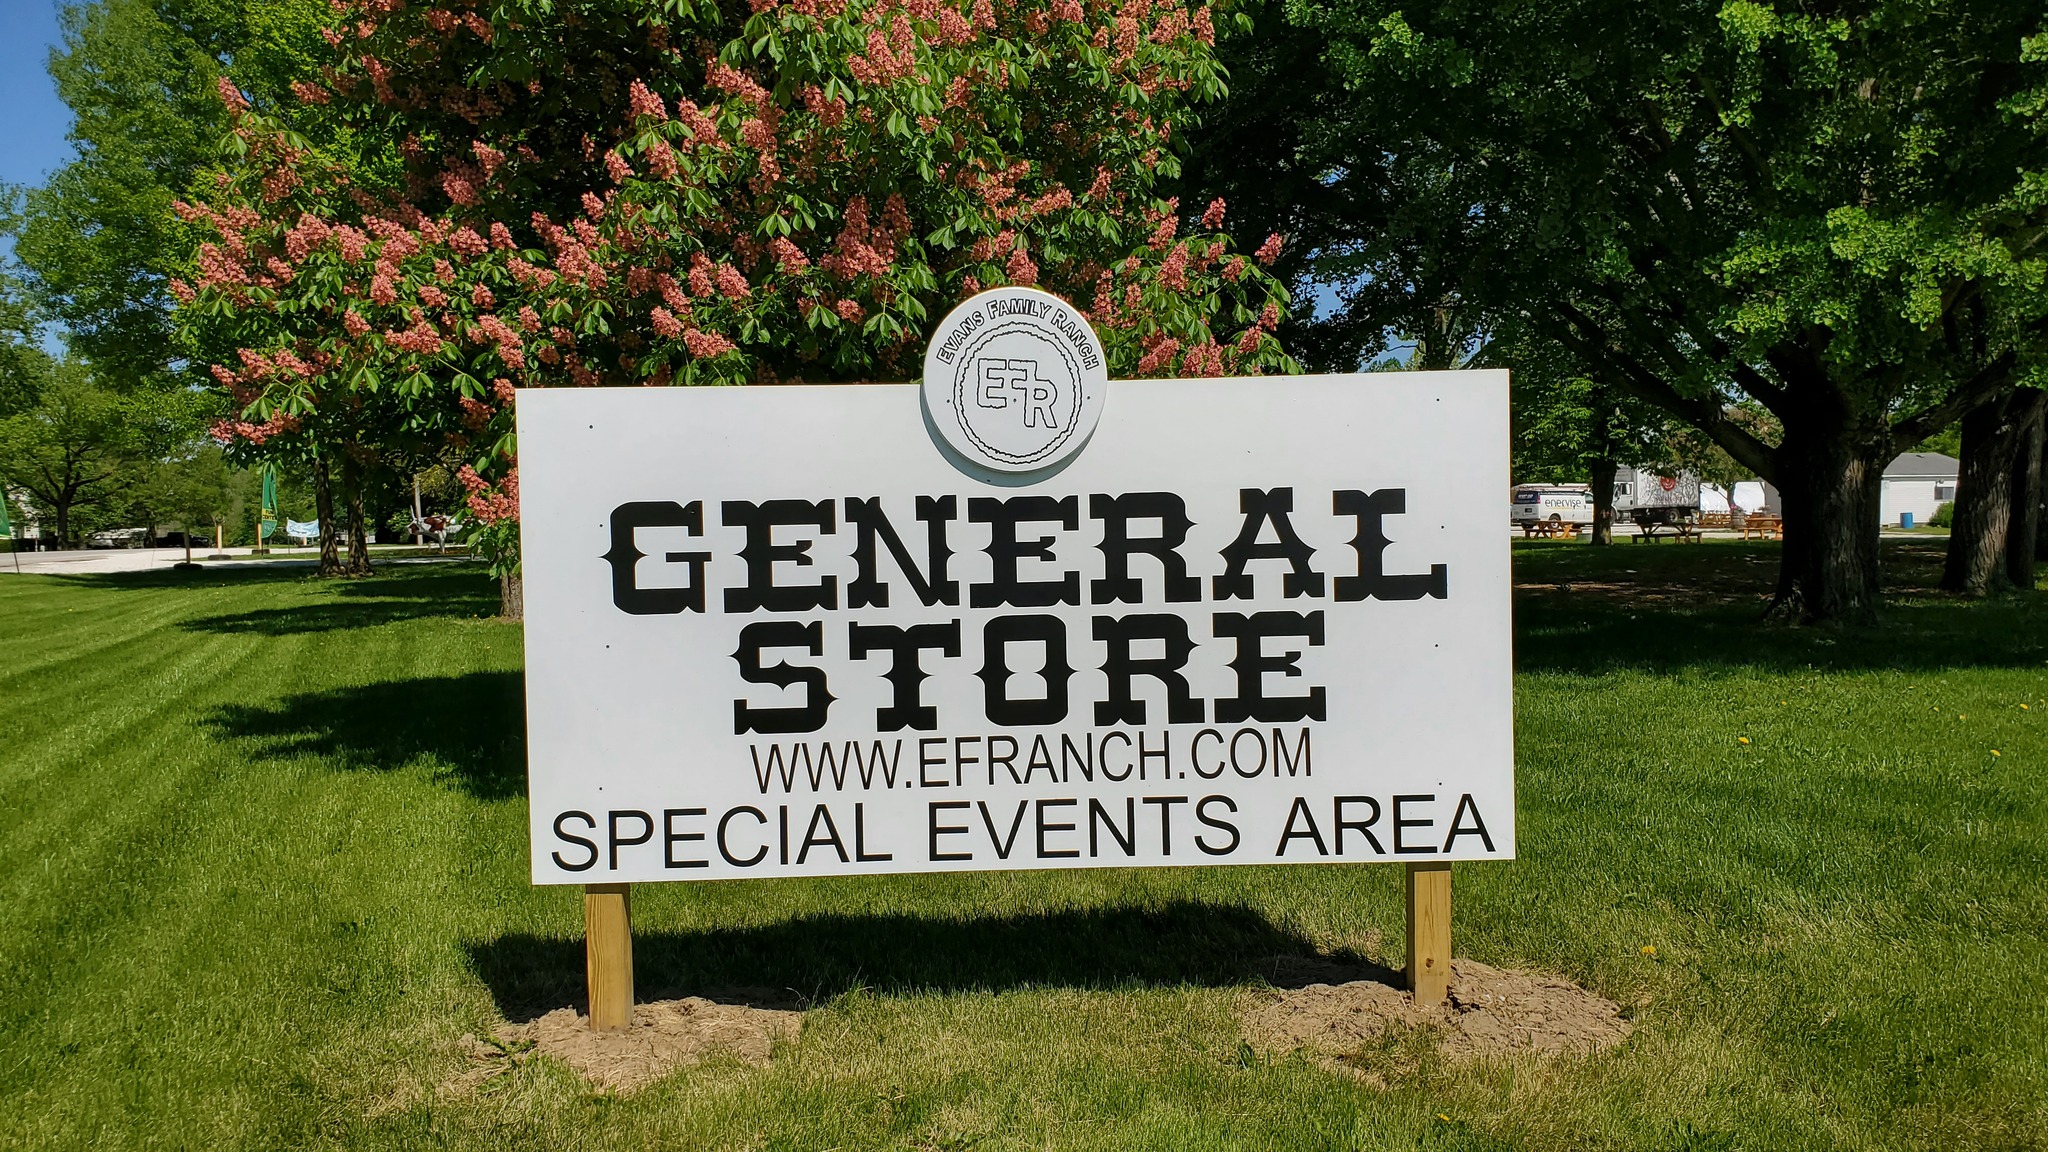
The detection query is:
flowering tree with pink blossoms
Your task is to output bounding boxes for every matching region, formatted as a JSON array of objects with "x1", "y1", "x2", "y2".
[{"x1": 174, "y1": 0, "x2": 1295, "y2": 608}]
